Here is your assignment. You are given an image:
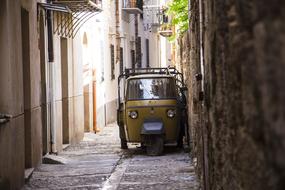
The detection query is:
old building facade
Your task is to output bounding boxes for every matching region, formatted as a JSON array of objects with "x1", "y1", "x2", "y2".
[
  {"x1": 81, "y1": 0, "x2": 174, "y2": 132},
  {"x1": 0, "y1": 1, "x2": 43, "y2": 189},
  {"x1": 0, "y1": 0, "x2": 102, "y2": 189},
  {"x1": 176, "y1": 0, "x2": 285, "y2": 190}
]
